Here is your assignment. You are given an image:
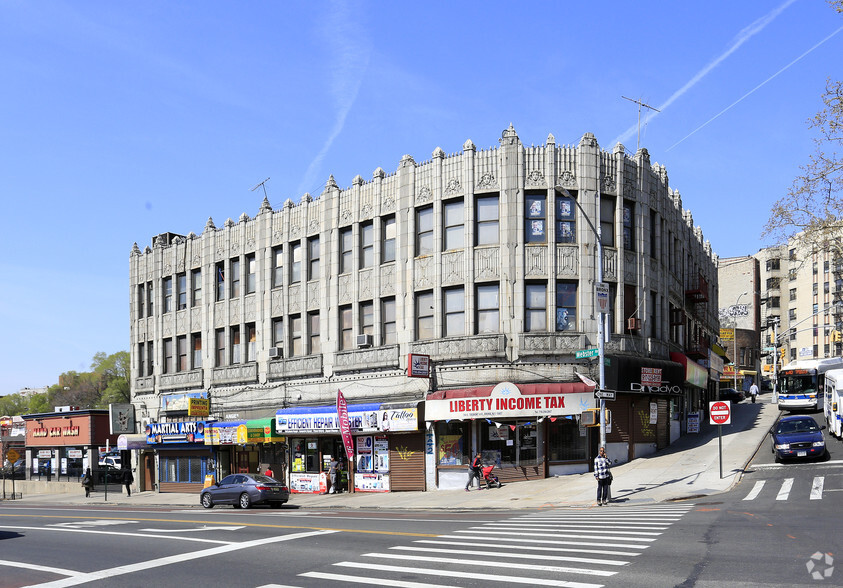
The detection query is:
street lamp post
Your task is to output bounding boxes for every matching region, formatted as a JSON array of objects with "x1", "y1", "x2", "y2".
[{"x1": 733, "y1": 292, "x2": 748, "y2": 394}]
